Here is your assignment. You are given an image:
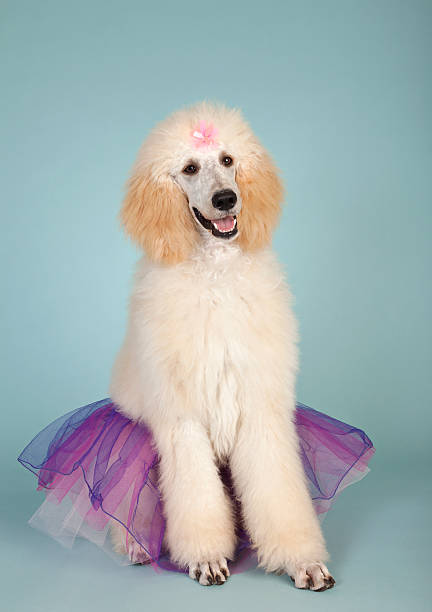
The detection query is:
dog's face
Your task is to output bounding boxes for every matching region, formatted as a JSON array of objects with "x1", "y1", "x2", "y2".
[
  {"x1": 172, "y1": 148, "x2": 242, "y2": 241},
  {"x1": 121, "y1": 103, "x2": 283, "y2": 264}
]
